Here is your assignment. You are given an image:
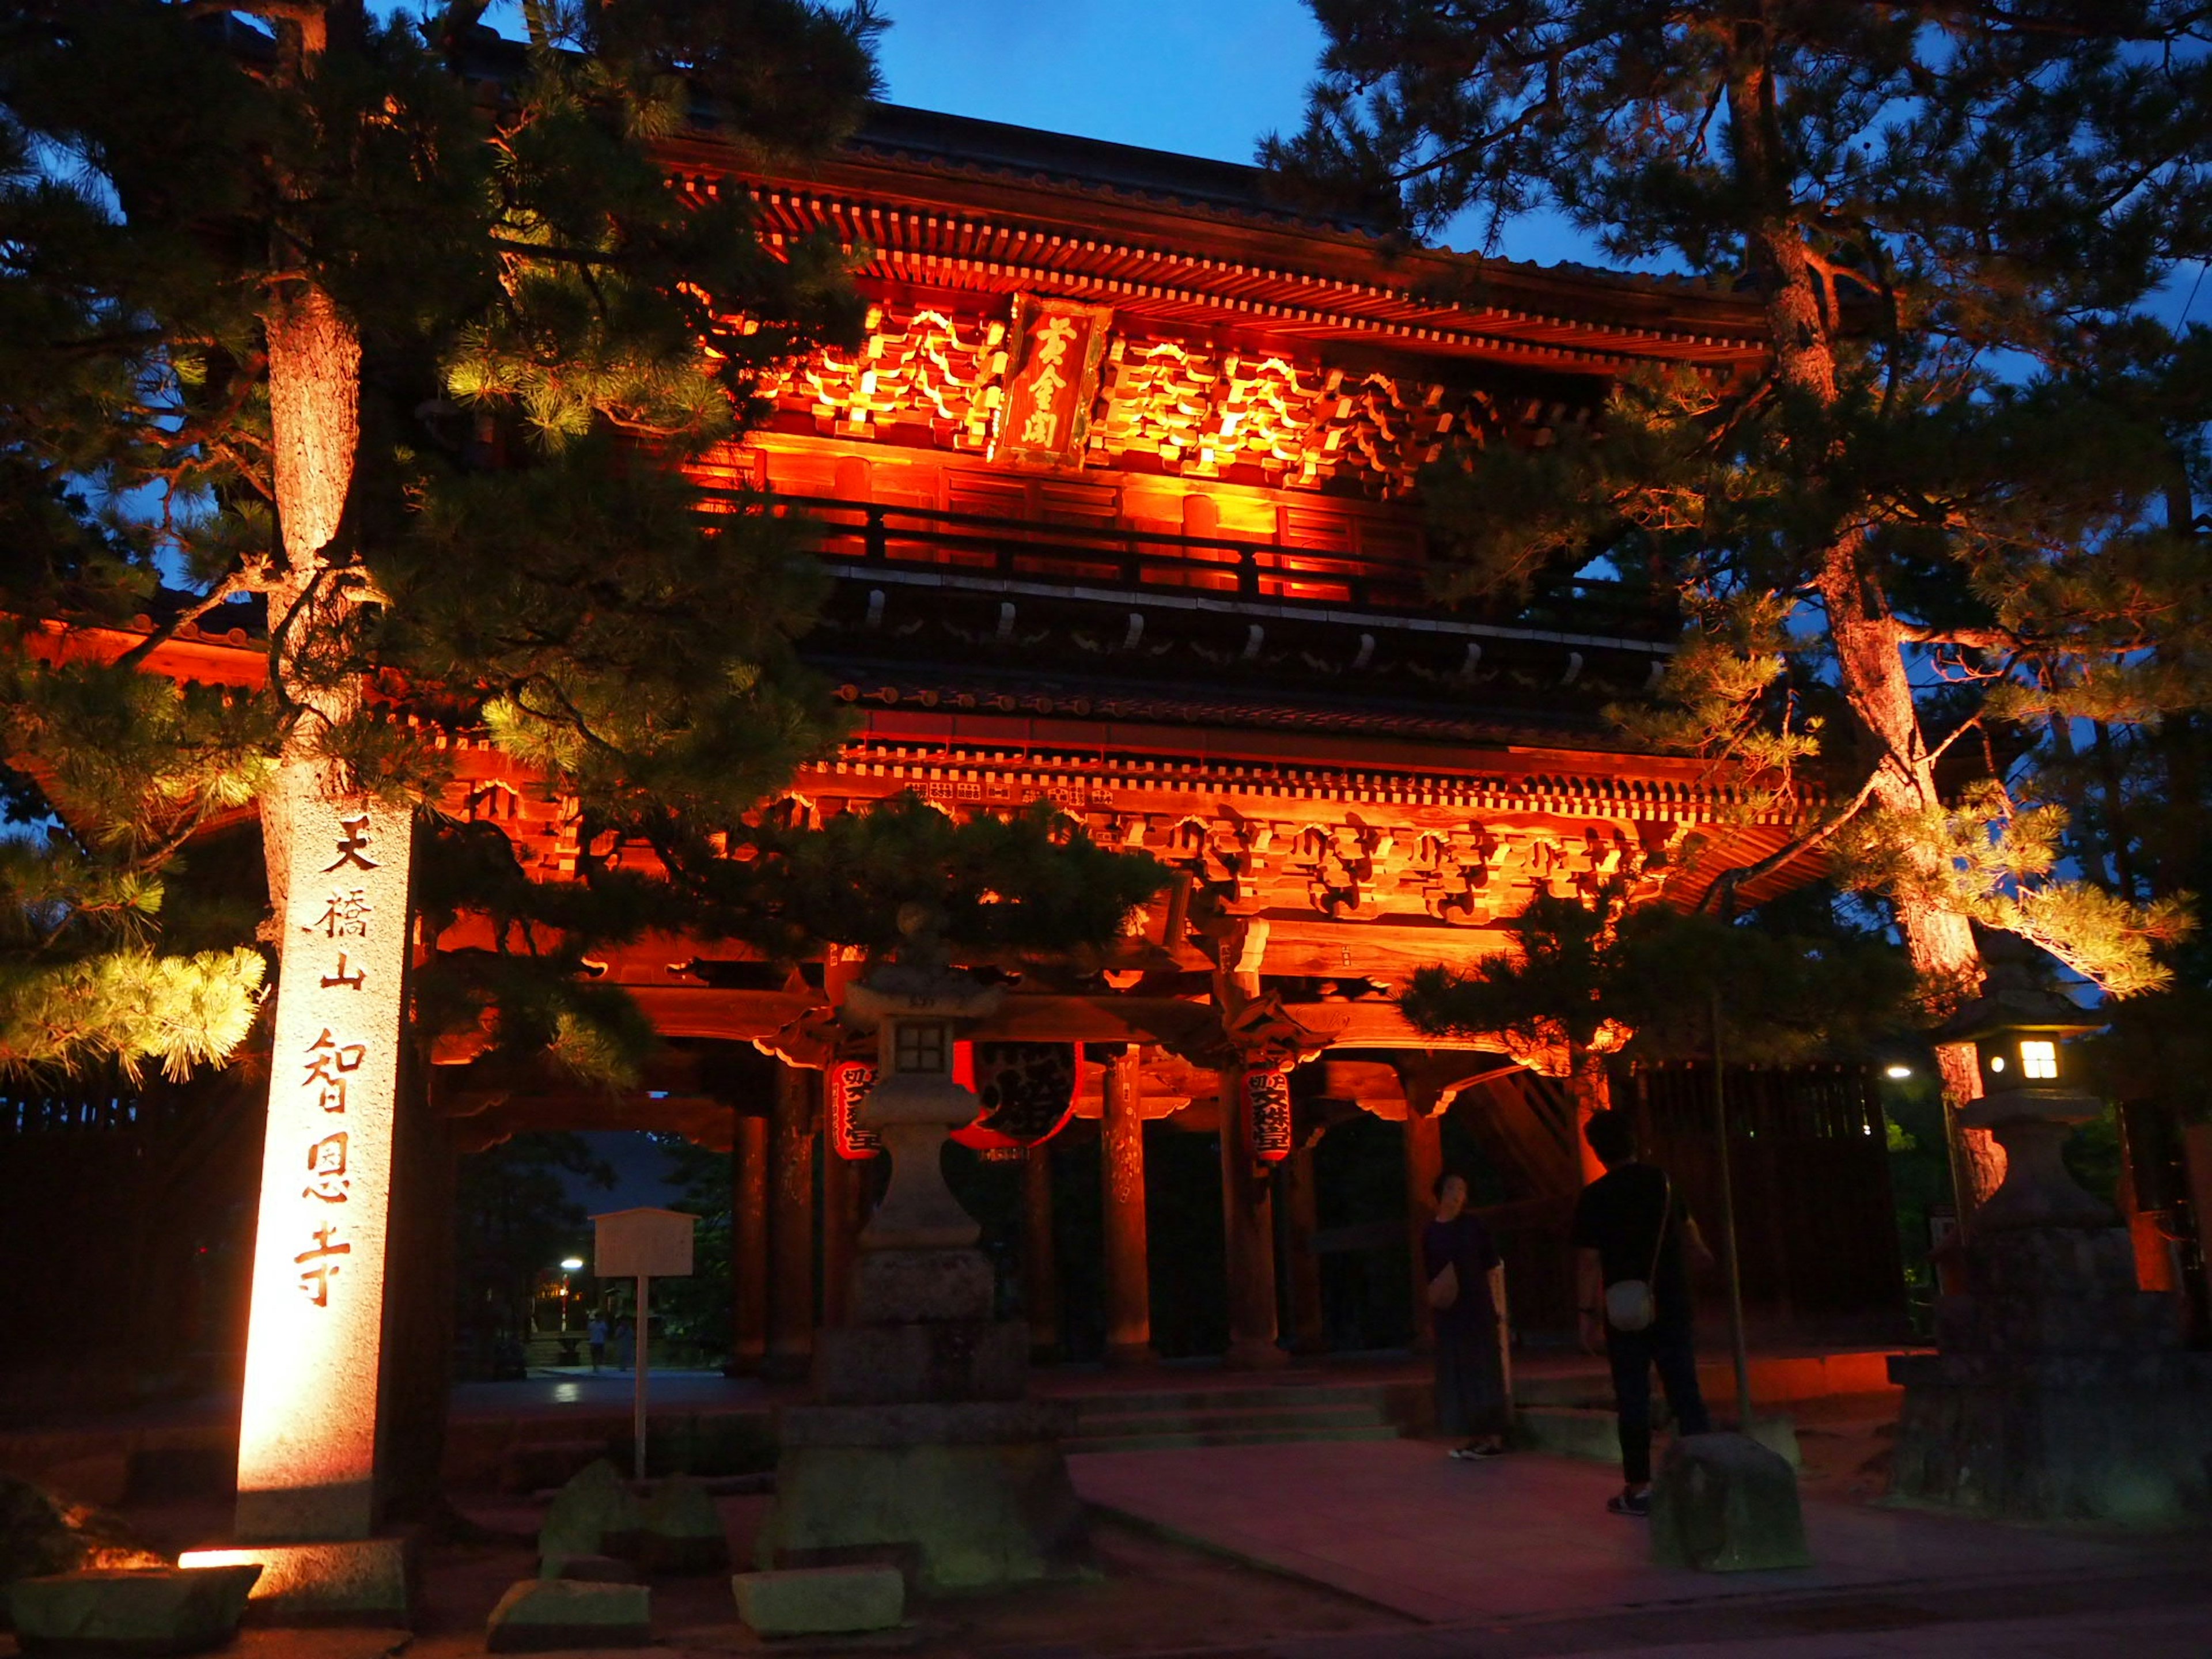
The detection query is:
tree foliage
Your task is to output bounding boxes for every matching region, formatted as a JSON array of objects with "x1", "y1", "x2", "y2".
[
  {"x1": 1402, "y1": 881, "x2": 1916, "y2": 1066},
  {"x1": 0, "y1": 2, "x2": 1162, "y2": 1084},
  {"x1": 1268, "y1": 3, "x2": 2212, "y2": 1019}
]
